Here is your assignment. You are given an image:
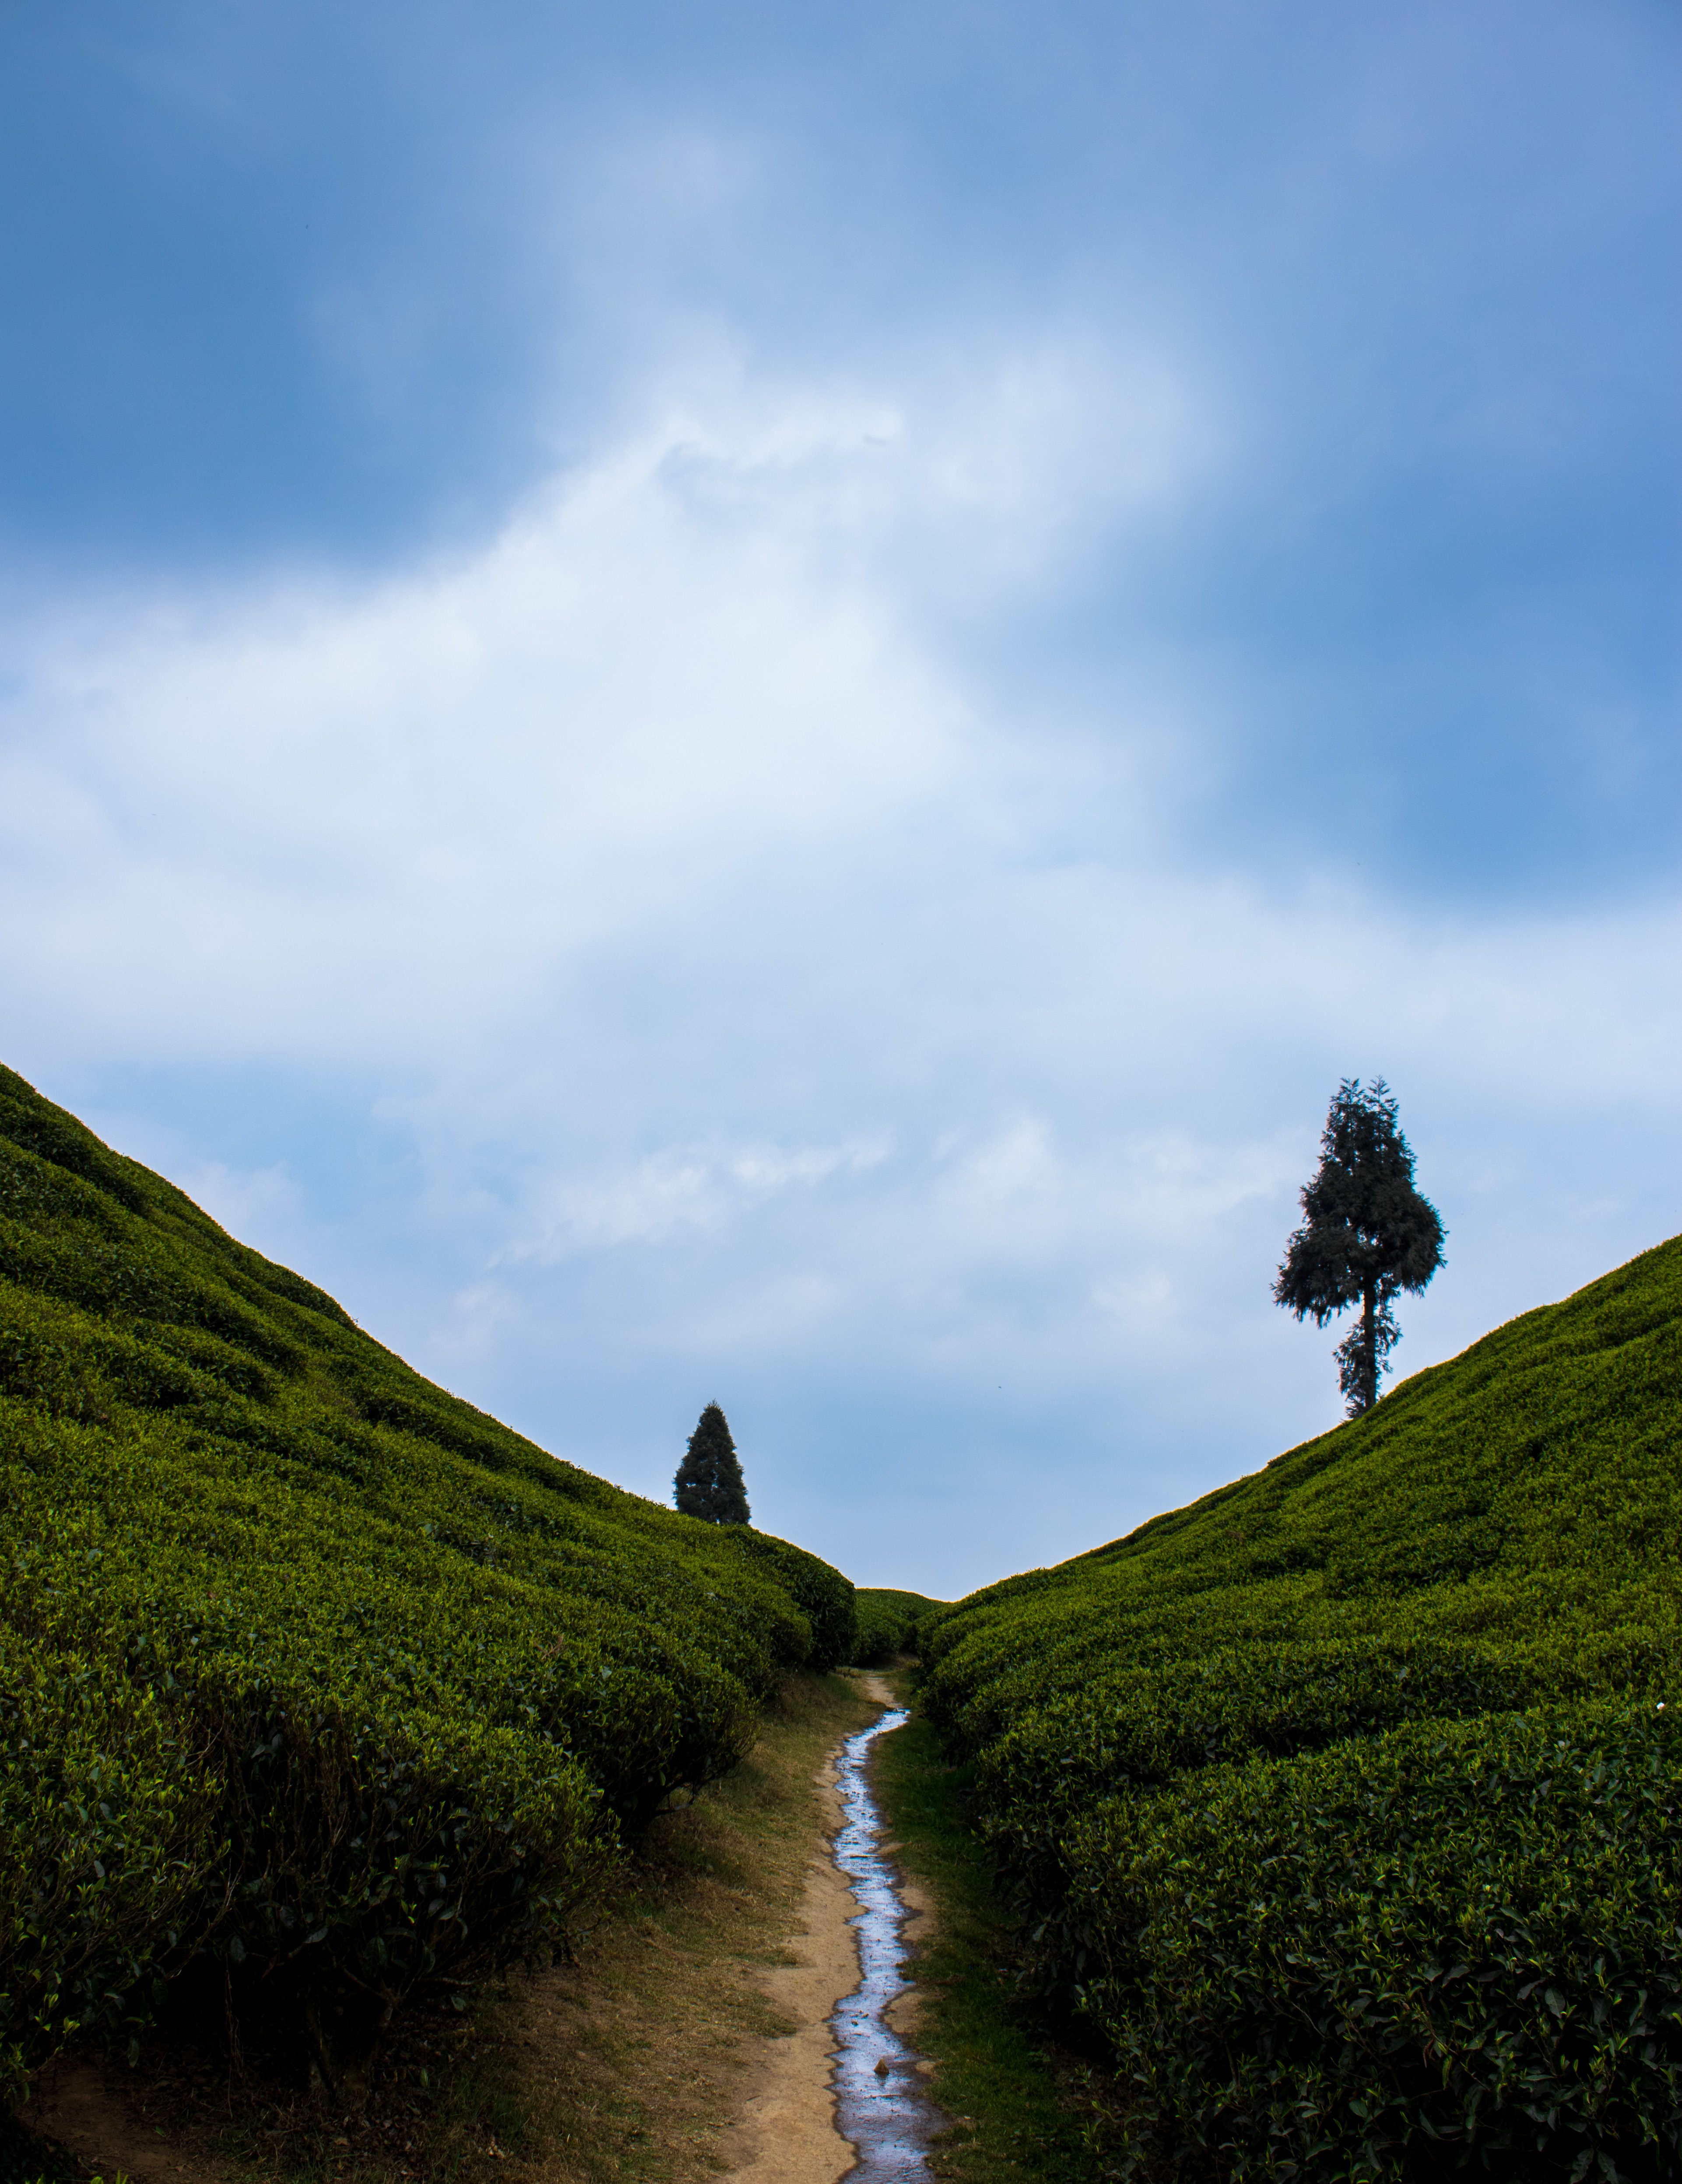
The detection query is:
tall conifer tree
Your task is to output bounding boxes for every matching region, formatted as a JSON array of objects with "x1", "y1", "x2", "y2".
[
  {"x1": 1275, "y1": 1079, "x2": 1445, "y2": 1415},
  {"x1": 673, "y1": 1403, "x2": 751, "y2": 1524}
]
